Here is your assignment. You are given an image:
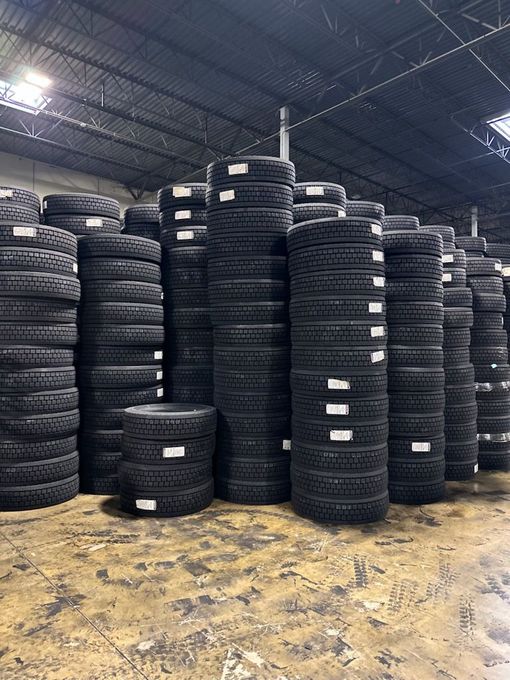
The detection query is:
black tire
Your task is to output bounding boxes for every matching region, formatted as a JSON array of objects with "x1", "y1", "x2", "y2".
[
  {"x1": 160, "y1": 208, "x2": 207, "y2": 228},
  {"x1": 0, "y1": 346, "x2": 74, "y2": 367},
  {"x1": 0, "y1": 474, "x2": 79, "y2": 510},
  {"x1": 120, "y1": 479, "x2": 213, "y2": 516},
  {"x1": 119, "y1": 459, "x2": 212, "y2": 490},
  {"x1": 123, "y1": 403, "x2": 216, "y2": 440},
  {"x1": 168, "y1": 307, "x2": 210, "y2": 327},
  {"x1": 215, "y1": 476, "x2": 290, "y2": 505},
  {"x1": 0, "y1": 451, "x2": 79, "y2": 486},
  {"x1": 290, "y1": 369, "x2": 387, "y2": 396},
  {"x1": 123, "y1": 224, "x2": 159, "y2": 241},
  {"x1": 214, "y1": 390, "x2": 289, "y2": 412},
  {"x1": 45, "y1": 214, "x2": 121, "y2": 235},
  {"x1": 382, "y1": 215, "x2": 419, "y2": 231},
  {"x1": 383, "y1": 230, "x2": 442, "y2": 256},
  {"x1": 0, "y1": 387, "x2": 79, "y2": 414},
  {"x1": 80, "y1": 474, "x2": 120, "y2": 495},
  {"x1": 0, "y1": 323, "x2": 78, "y2": 346},
  {"x1": 288, "y1": 244, "x2": 384, "y2": 277},
  {"x1": 79, "y1": 365, "x2": 163, "y2": 389},
  {"x1": 291, "y1": 416, "x2": 388, "y2": 446},
  {"x1": 292, "y1": 393, "x2": 388, "y2": 419},
  {"x1": 206, "y1": 183, "x2": 293, "y2": 212},
  {"x1": 0, "y1": 409, "x2": 79, "y2": 437},
  {"x1": 168, "y1": 385, "x2": 214, "y2": 405},
  {"x1": 290, "y1": 296, "x2": 385, "y2": 322},
  {"x1": 80, "y1": 450, "x2": 121, "y2": 475},
  {"x1": 0, "y1": 247, "x2": 77, "y2": 276},
  {"x1": 165, "y1": 287, "x2": 208, "y2": 307},
  {"x1": 214, "y1": 369, "x2": 288, "y2": 391},
  {"x1": 346, "y1": 200, "x2": 384, "y2": 221},
  {"x1": 158, "y1": 183, "x2": 206, "y2": 210},
  {"x1": 0, "y1": 272, "x2": 80, "y2": 302},
  {"x1": 210, "y1": 301, "x2": 287, "y2": 325},
  {"x1": 207, "y1": 230, "x2": 286, "y2": 258},
  {"x1": 79, "y1": 324, "x2": 164, "y2": 346},
  {"x1": 0, "y1": 203, "x2": 39, "y2": 223},
  {"x1": 443, "y1": 327, "x2": 471, "y2": 349},
  {"x1": 163, "y1": 246, "x2": 206, "y2": 268},
  {"x1": 0, "y1": 366, "x2": 75, "y2": 391},
  {"x1": 456, "y1": 236, "x2": 486, "y2": 254},
  {"x1": 387, "y1": 301, "x2": 444, "y2": 325},
  {"x1": 443, "y1": 269, "x2": 467, "y2": 287},
  {"x1": 161, "y1": 225, "x2": 207, "y2": 248},
  {"x1": 78, "y1": 234, "x2": 160, "y2": 263},
  {"x1": 290, "y1": 270, "x2": 385, "y2": 298},
  {"x1": 294, "y1": 183, "x2": 347, "y2": 206},
  {"x1": 0, "y1": 434, "x2": 77, "y2": 462},
  {"x1": 385, "y1": 254, "x2": 442, "y2": 280},
  {"x1": 81, "y1": 302, "x2": 164, "y2": 325},
  {"x1": 81, "y1": 280, "x2": 162, "y2": 304},
  {"x1": 293, "y1": 203, "x2": 345, "y2": 223},
  {"x1": 444, "y1": 307, "x2": 473, "y2": 328},
  {"x1": 0, "y1": 186, "x2": 39, "y2": 212},
  {"x1": 388, "y1": 367, "x2": 444, "y2": 391},
  {"x1": 78, "y1": 259, "x2": 160, "y2": 284},
  {"x1": 170, "y1": 345, "x2": 212, "y2": 365},
  {"x1": 292, "y1": 487, "x2": 388, "y2": 523},
  {"x1": 291, "y1": 321, "x2": 386, "y2": 346},
  {"x1": 124, "y1": 204, "x2": 159, "y2": 225},
  {"x1": 80, "y1": 385, "x2": 163, "y2": 409},
  {"x1": 385, "y1": 279, "x2": 443, "y2": 302},
  {"x1": 214, "y1": 346, "x2": 289, "y2": 371},
  {"x1": 0, "y1": 222, "x2": 77, "y2": 255},
  {"x1": 388, "y1": 325, "x2": 443, "y2": 346},
  {"x1": 164, "y1": 266, "x2": 208, "y2": 289},
  {"x1": 214, "y1": 324, "x2": 288, "y2": 346},
  {"x1": 208, "y1": 279, "x2": 288, "y2": 304},
  {"x1": 81, "y1": 407, "x2": 125, "y2": 430},
  {"x1": 43, "y1": 193, "x2": 120, "y2": 219},
  {"x1": 442, "y1": 249, "x2": 466, "y2": 269},
  {"x1": 80, "y1": 346, "x2": 163, "y2": 366},
  {"x1": 208, "y1": 255, "x2": 287, "y2": 281},
  {"x1": 292, "y1": 345, "x2": 387, "y2": 370},
  {"x1": 466, "y1": 257, "x2": 502, "y2": 277},
  {"x1": 287, "y1": 217, "x2": 382, "y2": 251},
  {"x1": 443, "y1": 287, "x2": 472, "y2": 307},
  {"x1": 388, "y1": 479, "x2": 445, "y2": 505},
  {"x1": 419, "y1": 224, "x2": 455, "y2": 245},
  {"x1": 207, "y1": 157, "x2": 295, "y2": 188},
  {"x1": 122, "y1": 432, "x2": 215, "y2": 464},
  {"x1": 0, "y1": 298, "x2": 77, "y2": 323}
]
